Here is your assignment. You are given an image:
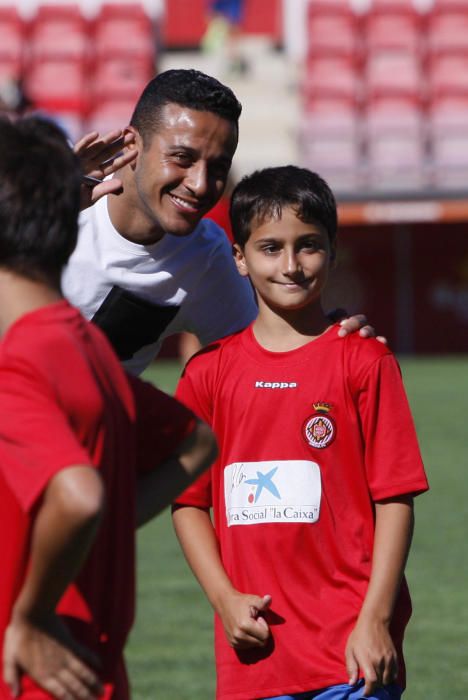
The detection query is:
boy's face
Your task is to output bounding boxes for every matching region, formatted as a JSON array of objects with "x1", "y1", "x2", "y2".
[{"x1": 234, "y1": 206, "x2": 334, "y2": 314}]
